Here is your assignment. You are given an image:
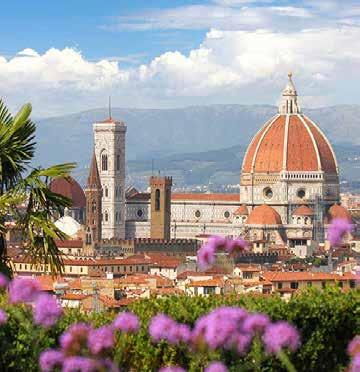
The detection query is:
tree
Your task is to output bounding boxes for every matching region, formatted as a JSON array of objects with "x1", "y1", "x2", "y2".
[{"x1": 0, "y1": 100, "x2": 76, "y2": 275}]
